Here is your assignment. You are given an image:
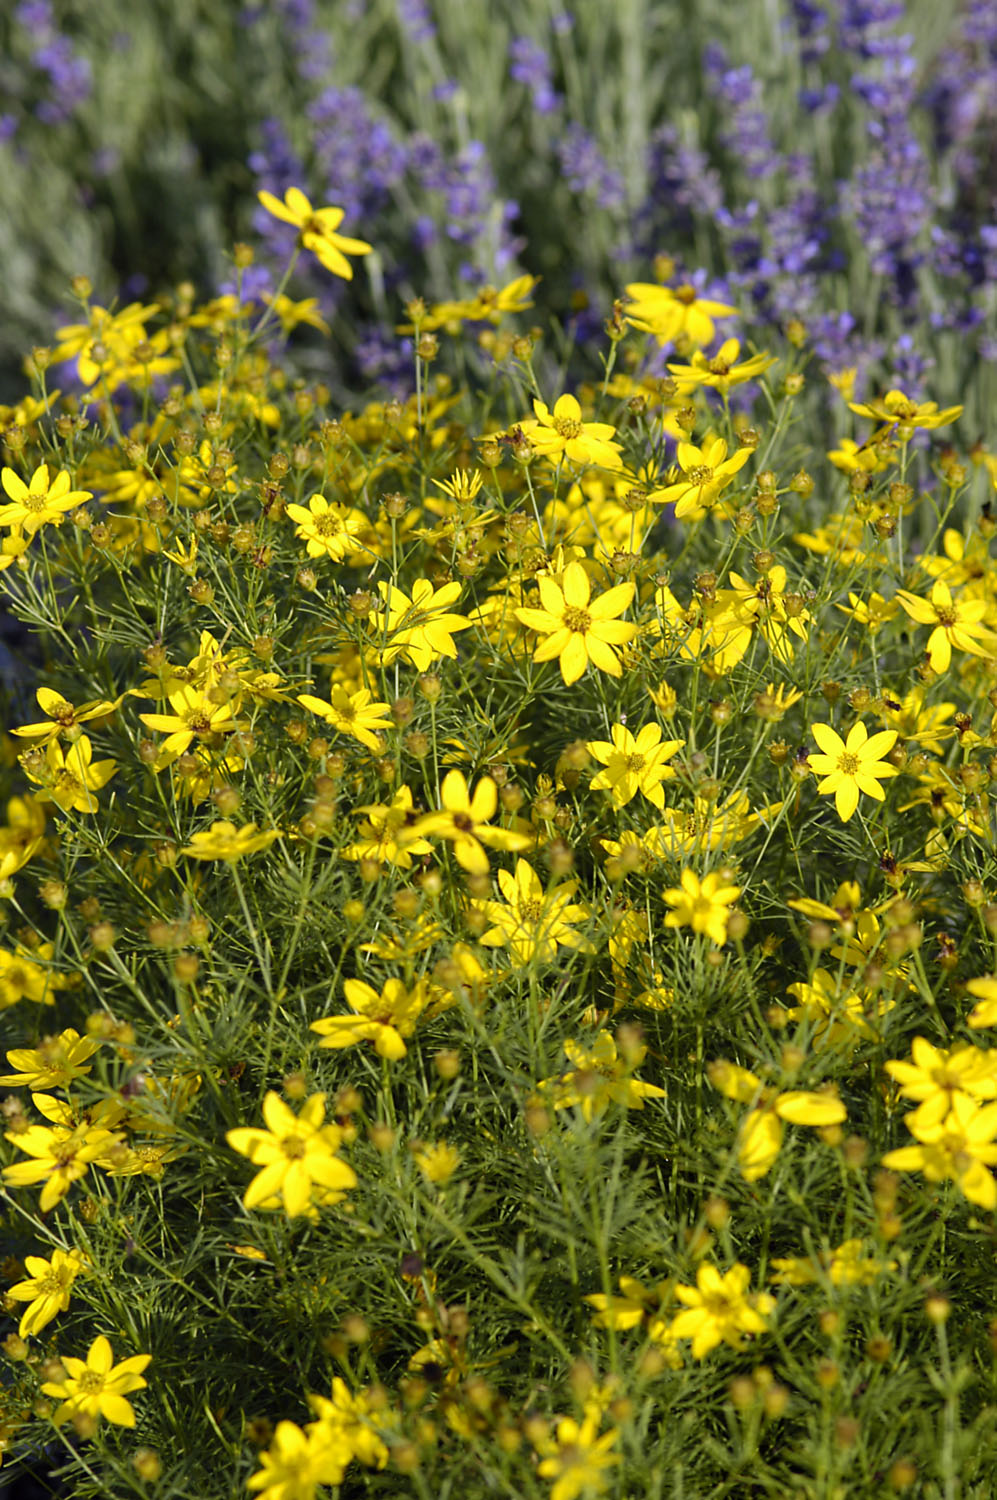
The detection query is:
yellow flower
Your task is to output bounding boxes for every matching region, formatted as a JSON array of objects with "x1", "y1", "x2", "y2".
[
  {"x1": 966, "y1": 975, "x2": 997, "y2": 1029},
  {"x1": 769, "y1": 1239, "x2": 895, "y2": 1288},
  {"x1": 827, "y1": 436, "x2": 884, "y2": 473},
  {"x1": 247, "y1": 1419, "x2": 349, "y2": 1498},
  {"x1": 415, "y1": 770, "x2": 532, "y2": 873},
  {"x1": 848, "y1": 387, "x2": 963, "y2": 433},
  {"x1": 807, "y1": 720, "x2": 898, "y2": 822},
  {"x1": 310, "y1": 978, "x2": 431, "y2": 1060},
  {"x1": 882, "y1": 1093, "x2": 997, "y2": 1208},
  {"x1": 0, "y1": 942, "x2": 65, "y2": 1009},
  {"x1": 474, "y1": 858, "x2": 591, "y2": 965},
  {"x1": 0, "y1": 1028, "x2": 99, "y2": 1089},
  {"x1": 40, "y1": 1335, "x2": 151, "y2": 1429},
  {"x1": 586, "y1": 723, "x2": 685, "y2": 809},
  {"x1": 11, "y1": 686, "x2": 123, "y2": 743},
  {"x1": 19, "y1": 736, "x2": 117, "y2": 816},
  {"x1": 894, "y1": 579, "x2": 995, "y2": 673},
  {"x1": 297, "y1": 683, "x2": 393, "y2": 753},
  {"x1": 307, "y1": 1377, "x2": 389, "y2": 1470},
  {"x1": 624, "y1": 281, "x2": 738, "y2": 347},
  {"x1": 7, "y1": 1248, "x2": 90, "y2": 1337},
  {"x1": 884, "y1": 1037, "x2": 997, "y2": 1130},
  {"x1": 341, "y1": 786, "x2": 434, "y2": 868},
  {"x1": 524, "y1": 393, "x2": 623, "y2": 470},
  {"x1": 263, "y1": 293, "x2": 331, "y2": 336},
  {"x1": 877, "y1": 686, "x2": 955, "y2": 754},
  {"x1": 257, "y1": 186, "x2": 372, "y2": 280},
  {"x1": 538, "y1": 1029, "x2": 666, "y2": 1121},
  {"x1": 369, "y1": 578, "x2": 471, "y2": 671},
  {"x1": 785, "y1": 966, "x2": 895, "y2": 1043},
  {"x1": 721, "y1": 564, "x2": 811, "y2": 664},
  {"x1": 3, "y1": 1120, "x2": 121, "y2": 1211},
  {"x1": 708, "y1": 1059, "x2": 847, "y2": 1180},
  {"x1": 666, "y1": 337, "x2": 776, "y2": 391},
  {"x1": 585, "y1": 1275, "x2": 672, "y2": 1330},
  {"x1": 226, "y1": 1092, "x2": 357, "y2": 1220},
  {"x1": 180, "y1": 820, "x2": 279, "y2": 861},
  {"x1": 162, "y1": 533, "x2": 199, "y2": 573},
  {"x1": 668, "y1": 1263, "x2": 774, "y2": 1358},
  {"x1": 515, "y1": 560, "x2": 637, "y2": 685},
  {"x1": 285, "y1": 494, "x2": 367, "y2": 561},
  {"x1": 413, "y1": 1141, "x2": 461, "y2": 1185},
  {"x1": 835, "y1": 591, "x2": 898, "y2": 633},
  {"x1": 534, "y1": 1412, "x2": 621, "y2": 1500},
  {"x1": 648, "y1": 436, "x2": 751, "y2": 521},
  {"x1": 431, "y1": 468, "x2": 484, "y2": 502},
  {"x1": 53, "y1": 301, "x2": 164, "y2": 389},
  {"x1": 139, "y1": 684, "x2": 239, "y2": 760},
  {"x1": 0, "y1": 464, "x2": 90, "y2": 533},
  {"x1": 663, "y1": 868, "x2": 741, "y2": 946}
]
